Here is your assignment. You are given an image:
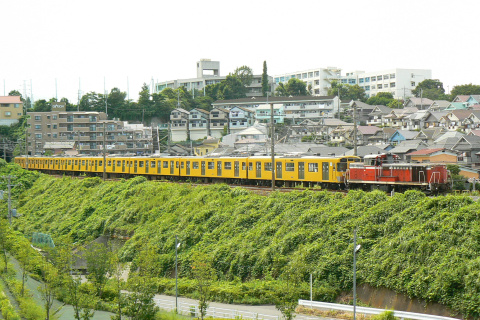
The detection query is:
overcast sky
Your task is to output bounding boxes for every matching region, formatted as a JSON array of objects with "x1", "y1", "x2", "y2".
[{"x1": 1, "y1": 0, "x2": 478, "y2": 103}]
